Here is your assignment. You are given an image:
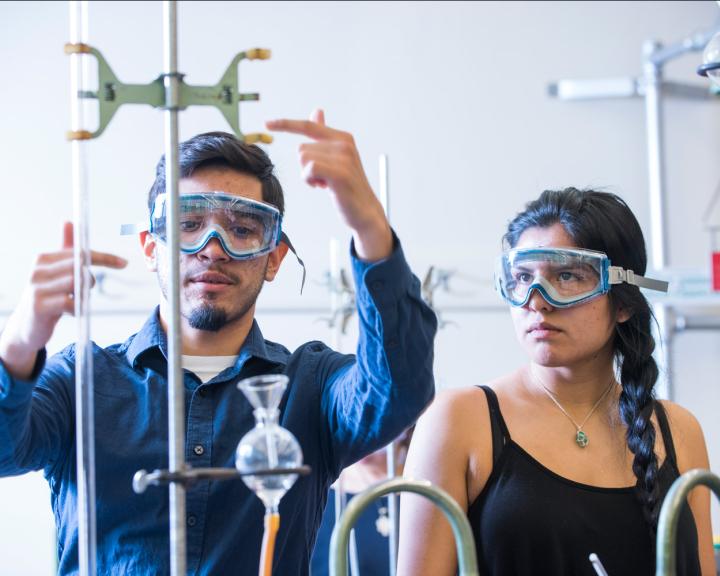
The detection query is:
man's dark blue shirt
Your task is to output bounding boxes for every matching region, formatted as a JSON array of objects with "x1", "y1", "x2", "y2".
[{"x1": 0, "y1": 238, "x2": 437, "y2": 575}]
